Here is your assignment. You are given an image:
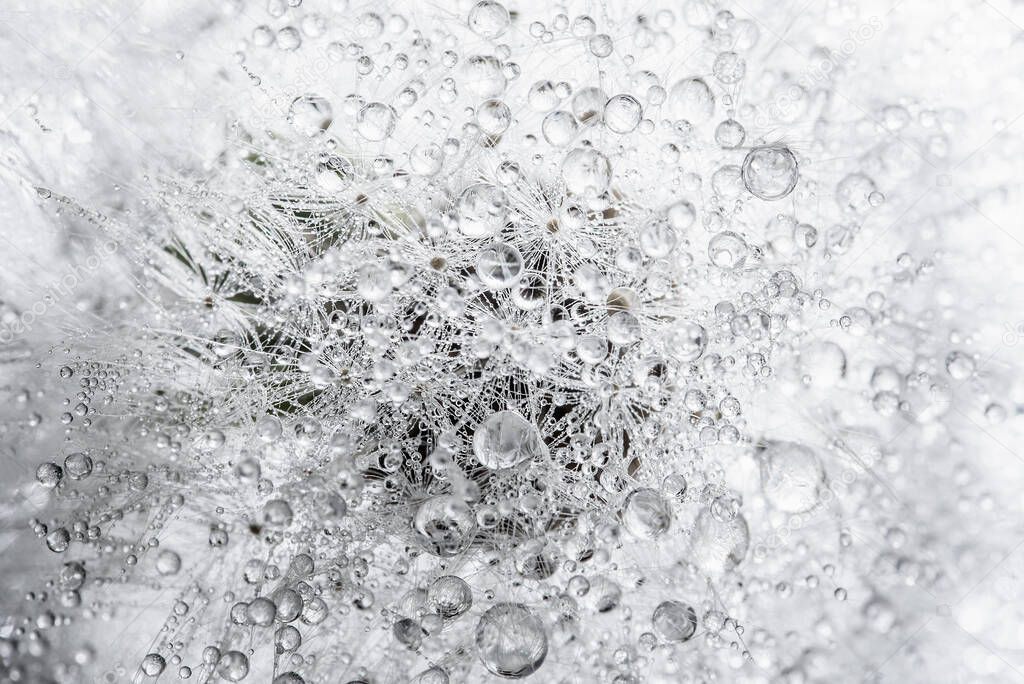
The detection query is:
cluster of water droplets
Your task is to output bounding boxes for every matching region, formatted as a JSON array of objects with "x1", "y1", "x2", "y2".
[{"x1": 1, "y1": 0, "x2": 1023, "y2": 682}]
